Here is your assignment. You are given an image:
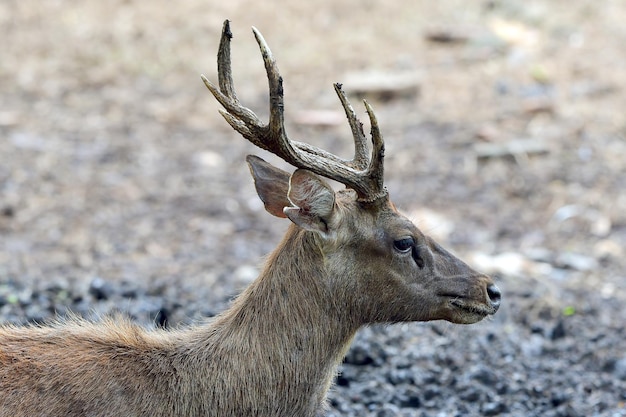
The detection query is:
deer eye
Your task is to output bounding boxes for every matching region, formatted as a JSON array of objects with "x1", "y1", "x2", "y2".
[{"x1": 393, "y1": 237, "x2": 414, "y2": 253}]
